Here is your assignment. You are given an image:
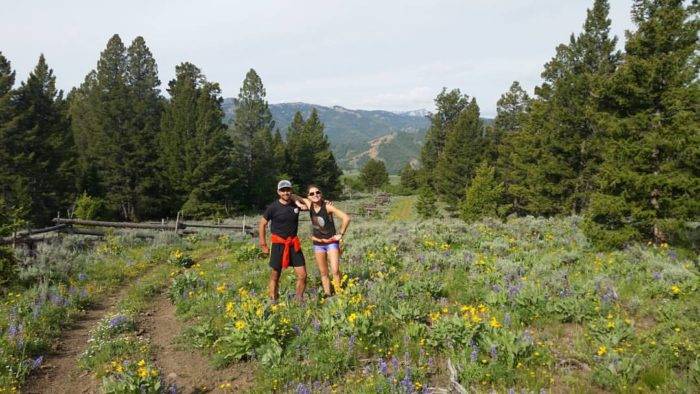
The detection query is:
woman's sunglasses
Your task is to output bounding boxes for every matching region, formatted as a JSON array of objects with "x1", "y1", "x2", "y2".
[{"x1": 308, "y1": 191, "x2": 322, "y2": 196}]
